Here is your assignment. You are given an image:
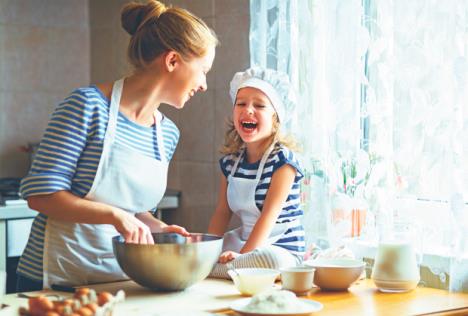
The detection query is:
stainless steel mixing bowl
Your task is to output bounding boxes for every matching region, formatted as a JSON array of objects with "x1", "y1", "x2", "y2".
[{"x1": 112, "y1": 233, "x2": 223, "y2": 291}]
